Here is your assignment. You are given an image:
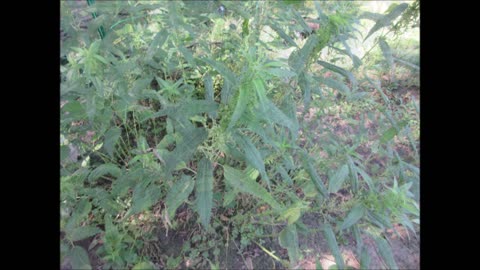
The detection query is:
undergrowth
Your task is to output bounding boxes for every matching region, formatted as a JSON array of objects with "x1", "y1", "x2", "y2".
[{"x1": 60, "y1": 1, "x2": 419, "y2": 269}]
